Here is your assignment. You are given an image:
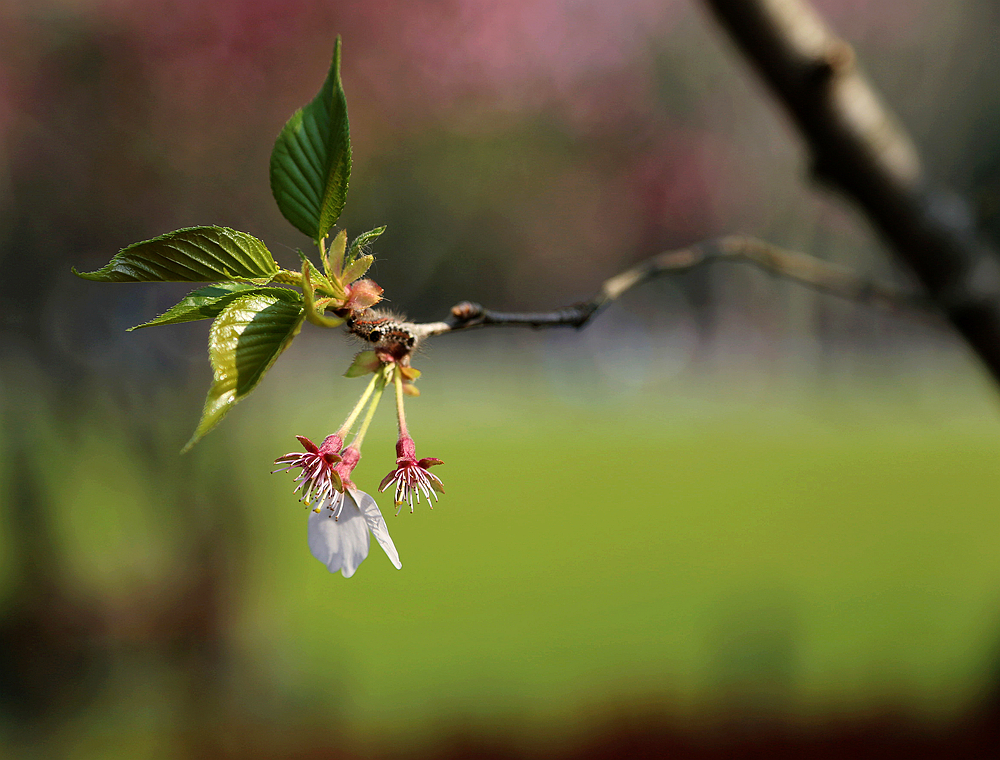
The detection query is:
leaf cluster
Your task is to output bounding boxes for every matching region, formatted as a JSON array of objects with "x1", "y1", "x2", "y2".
[{"x1": 74, "y1": 37, "x2": 383, "y2": 449}]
